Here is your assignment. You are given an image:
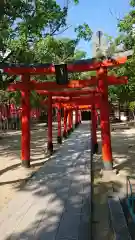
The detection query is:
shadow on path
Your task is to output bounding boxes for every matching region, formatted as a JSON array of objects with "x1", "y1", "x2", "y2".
[
  {"x1": 0, "y1": 124, "x2": 64, "y2": 186},
  {"x1": 0, "y1": 123, "x2": 91, "y2": 240}
]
